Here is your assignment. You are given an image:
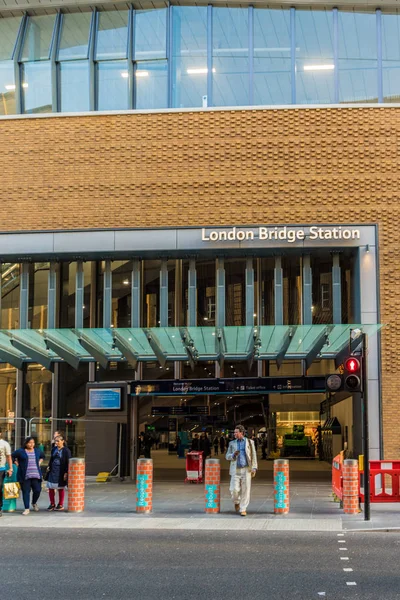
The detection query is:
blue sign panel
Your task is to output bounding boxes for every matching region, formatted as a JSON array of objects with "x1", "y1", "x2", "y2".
[
  {"x1": 88, "y1": 388, "x2": 121, "y2": 410},
  {"x1": 205, "y1": 484, "x2": 218, "y2": 509},
  {"x1": 274, "y1": 472, "x2": 288, "y2": 509},
  {"x1": 136, "y1": 474, "x2": 150, "y2": 508}
]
